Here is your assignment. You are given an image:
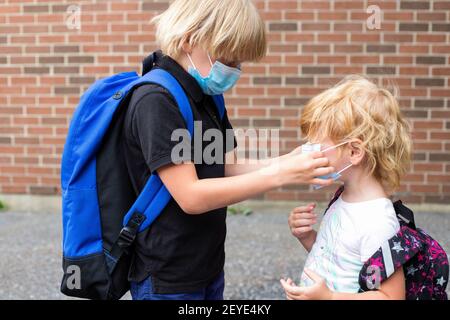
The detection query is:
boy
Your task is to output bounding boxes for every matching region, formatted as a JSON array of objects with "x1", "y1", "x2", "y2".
[{"x1": 123, "y1": 0, "x2": 335, "y2": 300}]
